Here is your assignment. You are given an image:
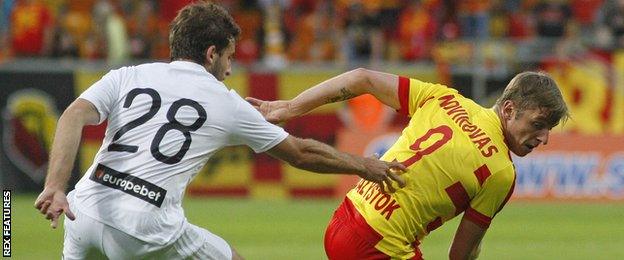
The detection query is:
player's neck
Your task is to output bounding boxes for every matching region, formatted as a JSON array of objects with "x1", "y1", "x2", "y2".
[{"x1": 172, "y1": 58, "x2": 210, "y2": 73}]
